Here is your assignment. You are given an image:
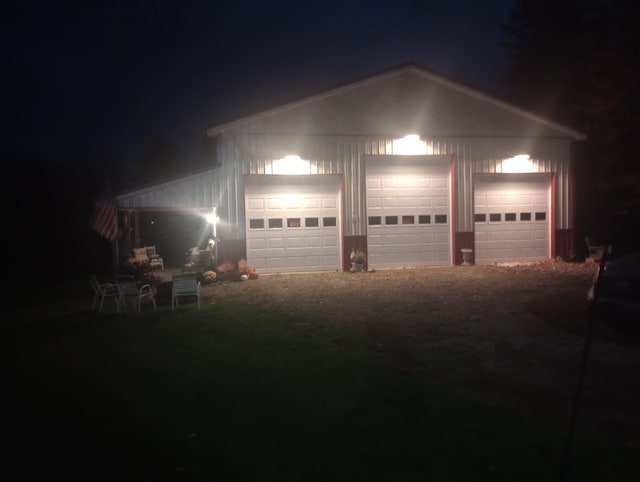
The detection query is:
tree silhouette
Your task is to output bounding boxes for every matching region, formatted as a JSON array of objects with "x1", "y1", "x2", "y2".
[{"x1": 502, "y1": 0, "x2": 639, "y2": 251}]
